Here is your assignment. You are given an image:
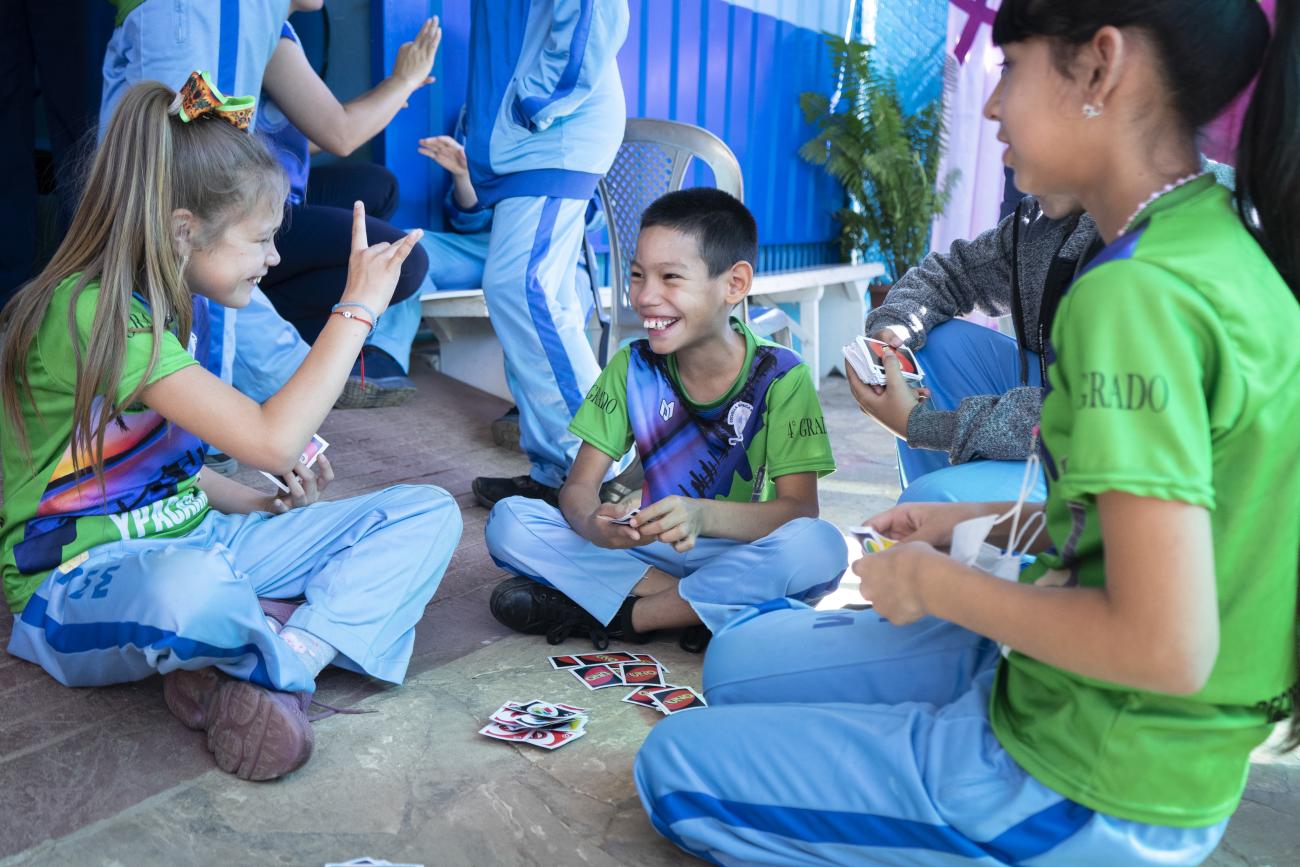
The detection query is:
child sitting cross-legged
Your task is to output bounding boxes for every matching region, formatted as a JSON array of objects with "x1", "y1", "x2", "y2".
[{"x1": 485, "y1": 188, "x2": 848, "y2": 650}]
